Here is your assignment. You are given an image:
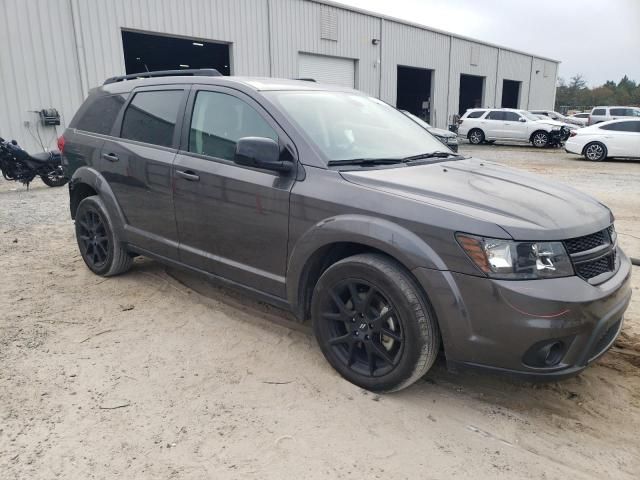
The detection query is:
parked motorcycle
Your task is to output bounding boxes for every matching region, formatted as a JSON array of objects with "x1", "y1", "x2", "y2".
[{"x1": 0, "y1": 137, "x2": 67, "y2": 188}]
